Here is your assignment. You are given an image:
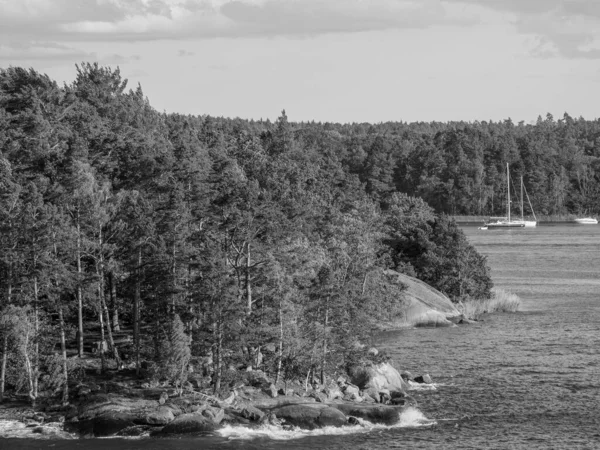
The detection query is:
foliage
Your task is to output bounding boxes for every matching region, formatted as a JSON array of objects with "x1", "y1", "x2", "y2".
[{"x1": 0, "y1": 64, "x2": 532, "y2": 398}]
